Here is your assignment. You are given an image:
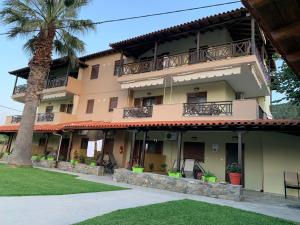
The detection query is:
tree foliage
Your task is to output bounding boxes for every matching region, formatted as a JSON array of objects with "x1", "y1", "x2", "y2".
[{"x1": 271, "y1": 60, "x2": 300, "y2": 105}]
